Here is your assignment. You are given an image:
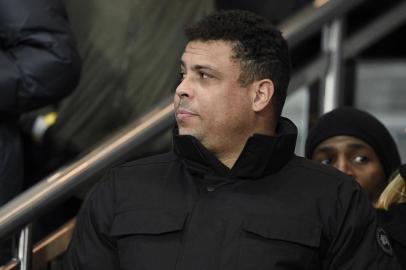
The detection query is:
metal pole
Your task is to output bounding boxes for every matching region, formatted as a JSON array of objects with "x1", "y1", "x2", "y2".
[
  {"x1": 280, "y1": 0, "x2": 366, "y2": 48},
  {"x1": 18, "y1": 225, "x2": 32, "y2": 270},
  {"x1": 320, "y1": 18, "x2": 344, "y2": 113}
]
